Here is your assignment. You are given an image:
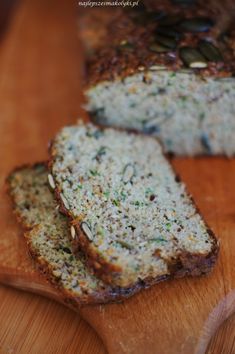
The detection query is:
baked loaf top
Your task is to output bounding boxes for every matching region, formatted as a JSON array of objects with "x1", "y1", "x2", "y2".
[
  {"x1": 50, "y1": 122, "x2": 219, "y2": 287},
  {"x1": 87, "y1": 0, "x2": 235, "y2": 86},
  {"x1": 8, "y1": 164, "x2": 145, "y2": 305},
  {"x1": 78, "y1": 7, "x2": 121, "y2": 57}
]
